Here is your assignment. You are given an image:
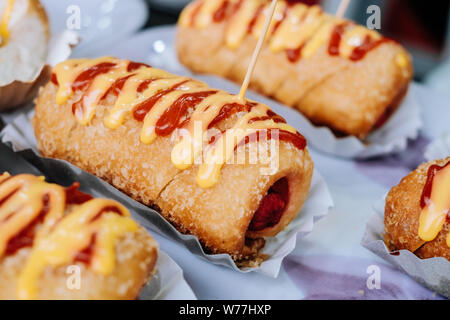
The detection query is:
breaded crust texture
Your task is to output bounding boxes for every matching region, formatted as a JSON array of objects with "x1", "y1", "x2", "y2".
[
  {"x1": 384, "y1": 158, "x2": 450, "y2": 260},
  {"x1": 33, "y1": 58, "x2": 314, "y2": 261}
]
